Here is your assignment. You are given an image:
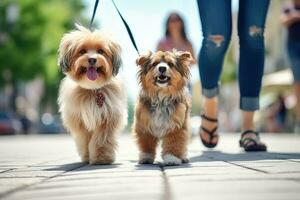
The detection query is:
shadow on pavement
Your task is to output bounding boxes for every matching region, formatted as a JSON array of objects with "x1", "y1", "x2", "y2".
[
  {"x1": 41, "y1": 151, "x2": 300, "y2": 172},
  {"x1": 44, "y1": 162, "x2": 120, "y2": 172},
  {"x1": 190, "y1": 151, "x2": 300, "y2": 162},
  {"x1": 160, "y1": 151, "x2": 300, "y2": 170}
]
